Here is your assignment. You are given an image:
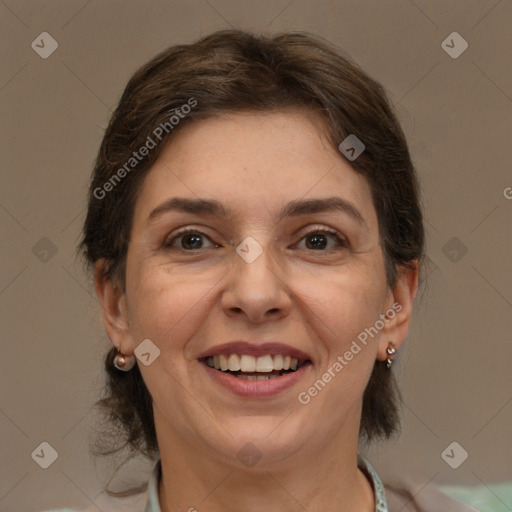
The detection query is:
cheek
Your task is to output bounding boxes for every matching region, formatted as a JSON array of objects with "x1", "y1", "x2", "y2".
[
  {"x1": 126, "y1": 263, "x2": 218, "y2": 355},
  {"x1": 300, "y1": 270, "x2": 386, "y2": 408},
  {"x1": 304, "y1": 260, "x2": 387, "y2": 343}
]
